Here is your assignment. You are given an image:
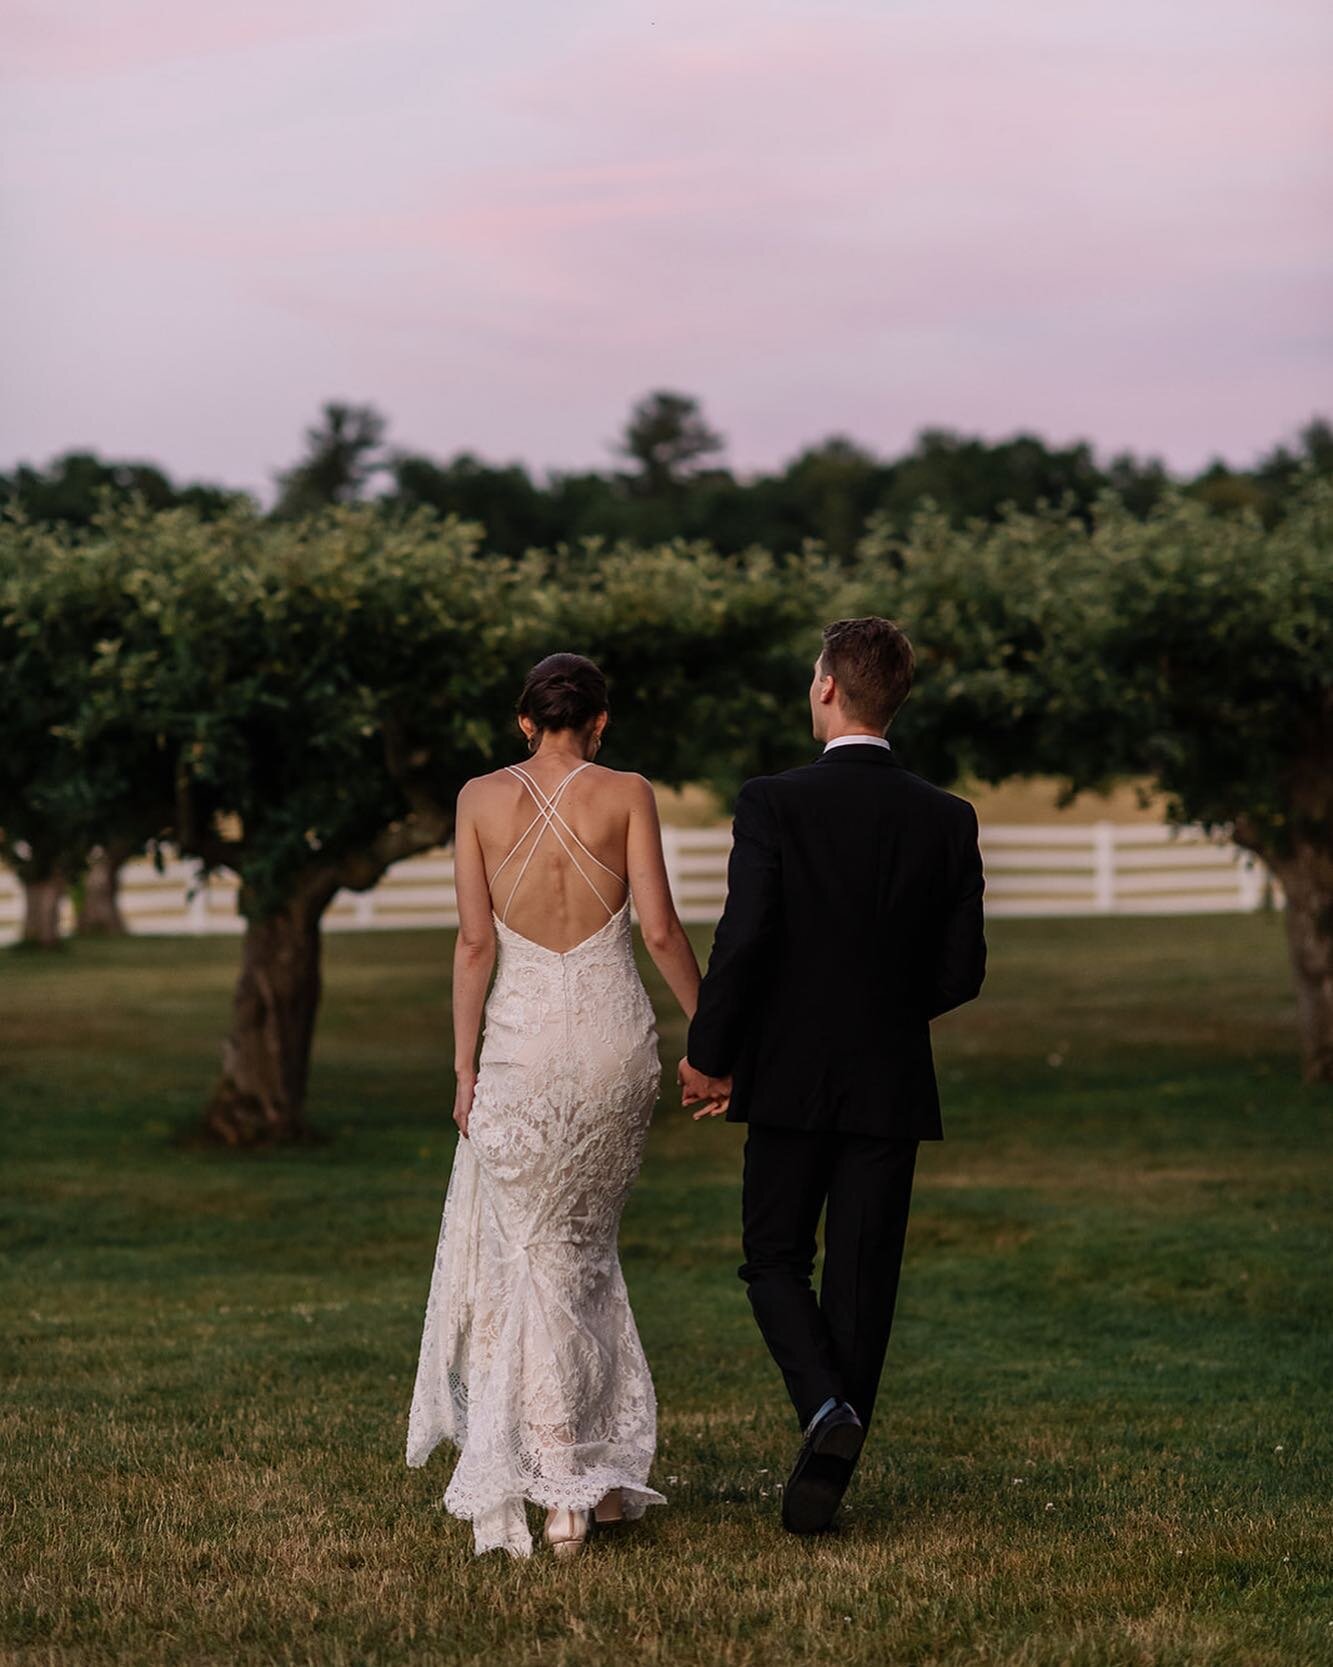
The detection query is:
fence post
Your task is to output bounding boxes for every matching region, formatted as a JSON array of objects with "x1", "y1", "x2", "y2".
[
  {"x1": 1236, "y1": 850, "x2": 1266, "y2": 912},
  {"x1": 1092, "y1": 821, "x2": 1116, "y2": 913}
]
